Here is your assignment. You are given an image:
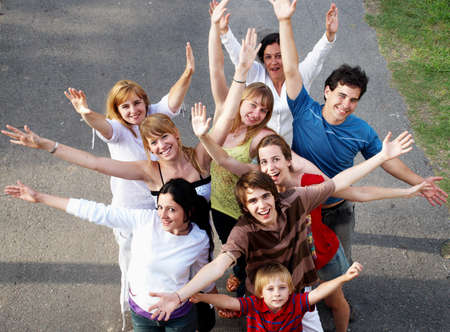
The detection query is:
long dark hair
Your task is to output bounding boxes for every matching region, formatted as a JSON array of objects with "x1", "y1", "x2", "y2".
[{"x1": 158, "y1": 178, "x2": 214, "y2": 260}]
